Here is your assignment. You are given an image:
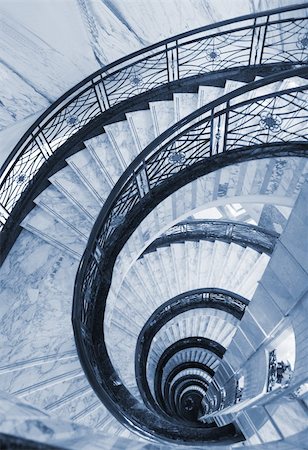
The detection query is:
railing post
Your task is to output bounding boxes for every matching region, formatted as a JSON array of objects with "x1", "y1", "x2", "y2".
[
  {"x1": 35, "y1": 129, "x2": 54, "y2": 159},
  {"x1": 97, "y1": 76, "x2": 111, "y2": 109},
  {"x1": 249, "y1": 16, "x2": 269, "y2": 66},
  {"x1": 165, "y1": 41, "x2": 180, "y2": 82},
  {"x1": 0, "y1": 204, "x2": 9, "y2": 225},
  {"x1": 92, "y1": 80, "x2": 106, "y2": 114},
  {"x1": 135, "y1": 164, "x2": 150, "y2": 198}
]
